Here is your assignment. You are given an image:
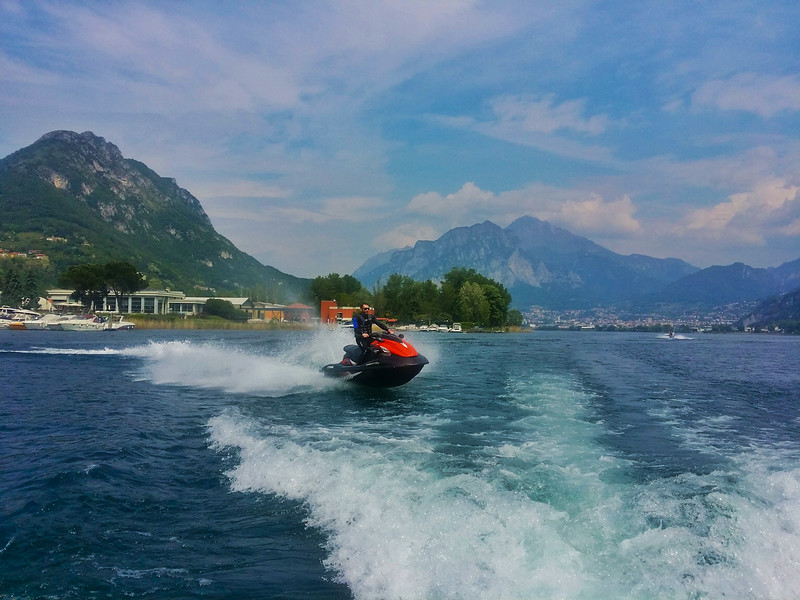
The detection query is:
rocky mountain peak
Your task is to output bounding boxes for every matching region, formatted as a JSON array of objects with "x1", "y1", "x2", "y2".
[
  {"x1": 353, "y1": 216, "x2": 700, "y2": 309},
  {"x1": 0, "y1": 130, "x2": 307, "y2": 296}
]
